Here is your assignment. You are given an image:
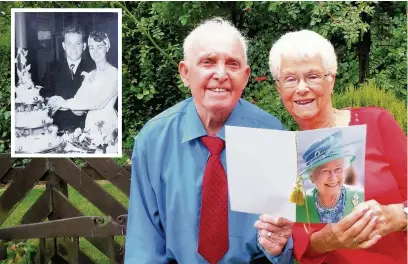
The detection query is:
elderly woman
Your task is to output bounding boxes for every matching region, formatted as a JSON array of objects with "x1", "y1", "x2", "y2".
[
  {"x1": 50, "y1": 31, "x2": 118, "y2": 138},
  {"x1": 296, "y1": 130, "x2": 364, "y2": 224},
  {"x1": 269, "y1": 30, "x2": 407, "y2": 263}
]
